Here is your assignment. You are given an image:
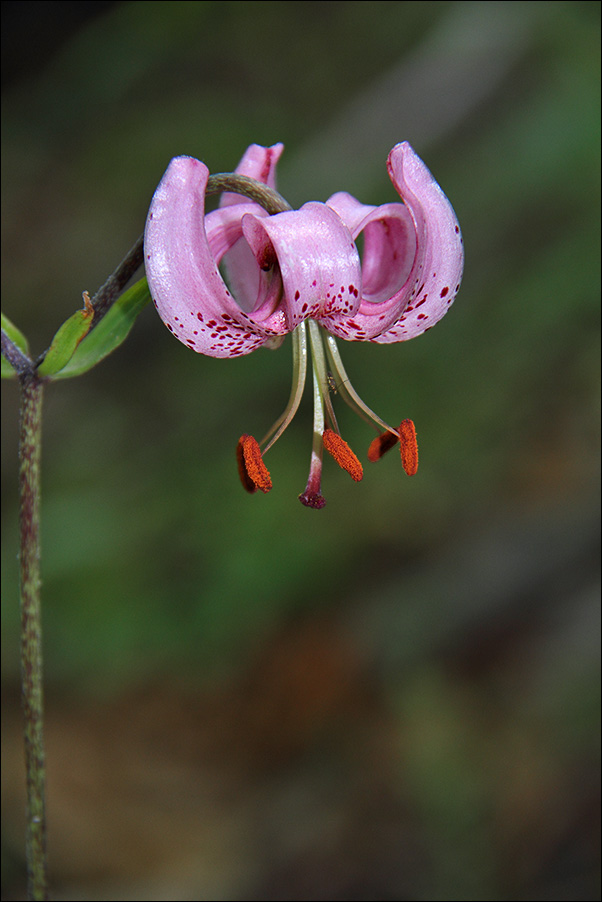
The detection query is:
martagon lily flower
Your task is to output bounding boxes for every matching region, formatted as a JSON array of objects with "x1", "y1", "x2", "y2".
[{"x1": 144, "y1": 142, "x2": 463, "y2": 507}]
